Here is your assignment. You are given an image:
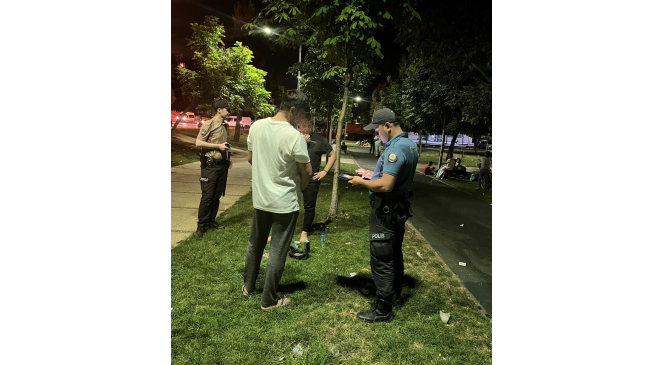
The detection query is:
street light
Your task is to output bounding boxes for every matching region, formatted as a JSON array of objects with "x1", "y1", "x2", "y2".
[
  {"x1": 264, "y1": 27, "x2": 302, "y2": 89},
  {"x1": 355, "y1": 96, "x2": 361, "y2": 102}
]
